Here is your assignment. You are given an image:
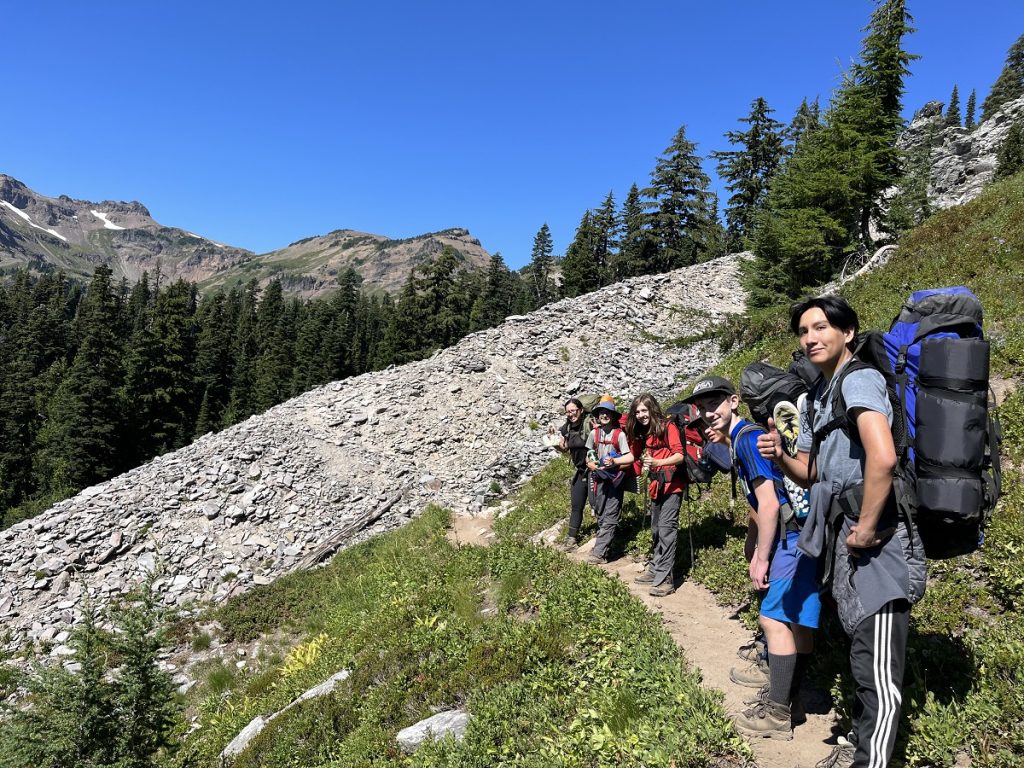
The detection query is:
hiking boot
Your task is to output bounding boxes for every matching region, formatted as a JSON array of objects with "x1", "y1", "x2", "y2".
[
  {"x1": 633, "y1": 570, "x2": 656, "y2": 584},
  {"x1": 559, "y1": 536, "x2": 579, "y2": 552},
  {"x1": 736, "y1": 633, "x2": 766, "y2": 663},
  {"x1": 729, "y1": 658, "x2": 770, "y2": 688},
  {"x1": 814, "y1": 737, "x2": 856, "y2": 768},
  {"x1": 743, "y1": 685, "x2": 806, "y2": 726},
  {"x1": 586, "y1": 552, "x2": 608, "y2": 565},
  {"x1": 732, "y1": 699, "x2": 793, "y2": 741},
  {"x1": 648, "y1": 582, "x2": 676, "y2": 597}
]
